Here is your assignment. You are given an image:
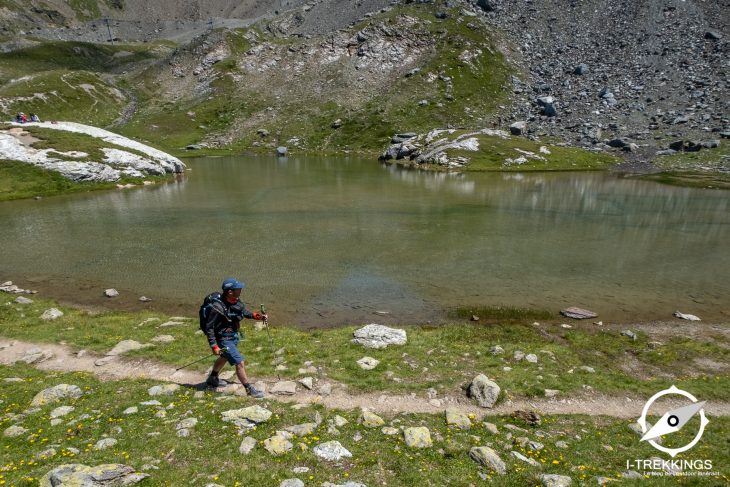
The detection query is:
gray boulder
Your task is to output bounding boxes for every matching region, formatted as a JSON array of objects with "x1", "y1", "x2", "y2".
[
  {"x1": 468, "y1": 374, "x2": 500, "y2": 408},
  {"x1": 352, "y1": 324, "x2": 407, "y2": 349},
  {"x1": 31, "y1": 384, "x2": 83, "y2": 406},
  {"x1": 510, "y1": 121, "x2": 527, "y2": 135},
  {"x1": 277, "y1": 146, "x2": 288, "y2": 156},
  {"x1": 469, "y1": 446, "x2": 505, "y2": 474}
]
